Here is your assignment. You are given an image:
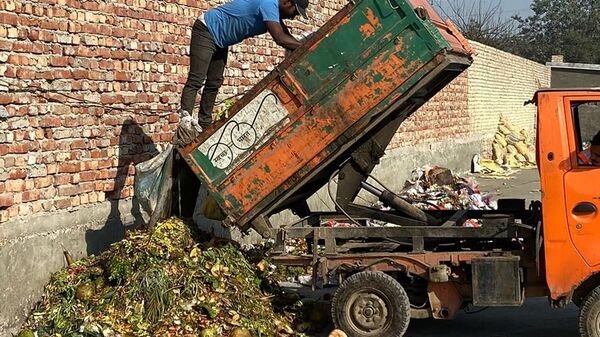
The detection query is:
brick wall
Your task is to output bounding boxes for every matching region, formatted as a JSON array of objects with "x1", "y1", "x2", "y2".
[
  {"x1": 0, "y1": 0, "x2": 345, "y2": 225},
  {"x1": 467, "y1": 41, "x2": 550, "y2": 152},
  {"x1": 389, "y1": 72, "x2": 470, "y2": 149}
]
